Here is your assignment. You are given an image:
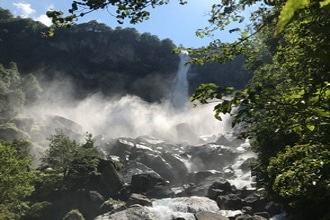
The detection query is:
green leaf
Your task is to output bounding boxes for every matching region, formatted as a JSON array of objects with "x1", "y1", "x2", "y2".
[
  {"x1": 320, "y1": 0, "x2": 330, "y2": 7},
  {"x1": 293, "y1": 125, "x2": 303, "y2": 134},
  {"x1": 314, "y1": 108, "x2": 330, "y2": 118},
  {"x1": 275, "y1": 0, "x2": 310, "y2": 35},
  {"x1": 306, "y1": 124, "x2": 315, "y2": 131}
]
